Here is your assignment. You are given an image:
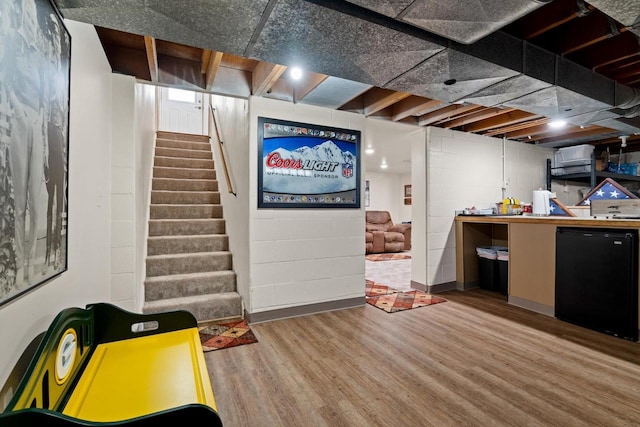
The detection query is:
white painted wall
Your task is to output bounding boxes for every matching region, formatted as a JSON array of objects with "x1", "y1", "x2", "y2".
[
  {"x1": 209, "y1": 95, "x2": 251, "y2": 308},
  {"x1": 364, "y1": 172, "x2": 413, "y2": 224},
  {"x1": 0, "y1": 20, "x2": 113, "y2": 388},
  {"x1": 110, "y1": 75, "x2": 136, "y2": 311},
  {"x1": 365, "y1": 172, "x2": 402, "y2": 220},
  {"x1": 423, "y1": 127, "x2": 554, "y2": 287},
  {"x1": 411, "y1": 131, "x2": 428, "y2": 287},
  {"x1": 249, "y1": 97, "x2": 366, "y2": 313},
  {"x1": 134, "y1": 84, "x2": 157, "y2": 311}
]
